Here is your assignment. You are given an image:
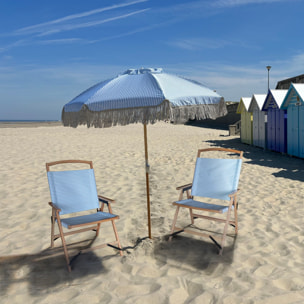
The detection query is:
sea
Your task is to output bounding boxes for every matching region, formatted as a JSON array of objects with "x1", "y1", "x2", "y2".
[{"x1": 0, "y1": 120, "x2": 60, "y2": 123}]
